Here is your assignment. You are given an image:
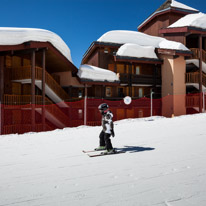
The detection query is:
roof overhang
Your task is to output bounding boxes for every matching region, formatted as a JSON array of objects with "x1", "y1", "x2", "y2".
[
  {"x1": 157, "y1": 48, "x2": 192, "y2": 57},
  {"x1": 82, "y1": 41, "x2": 122, "y2": 64},
  {"x1": 138, "y1": 8, "x2": 198, "y2": 31},
  {"x1": 78, "y1": 78, "x2": 120, "y2": 86},
  {"x1": 160, "y1": 26, "x2": 206, "y2": 35},
  {"x1": 0, "y1": 41, "x2": 78, "y2": 73},
  {"x1": 114, "y1": 56, "x2": 163, "y2": 64}
]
